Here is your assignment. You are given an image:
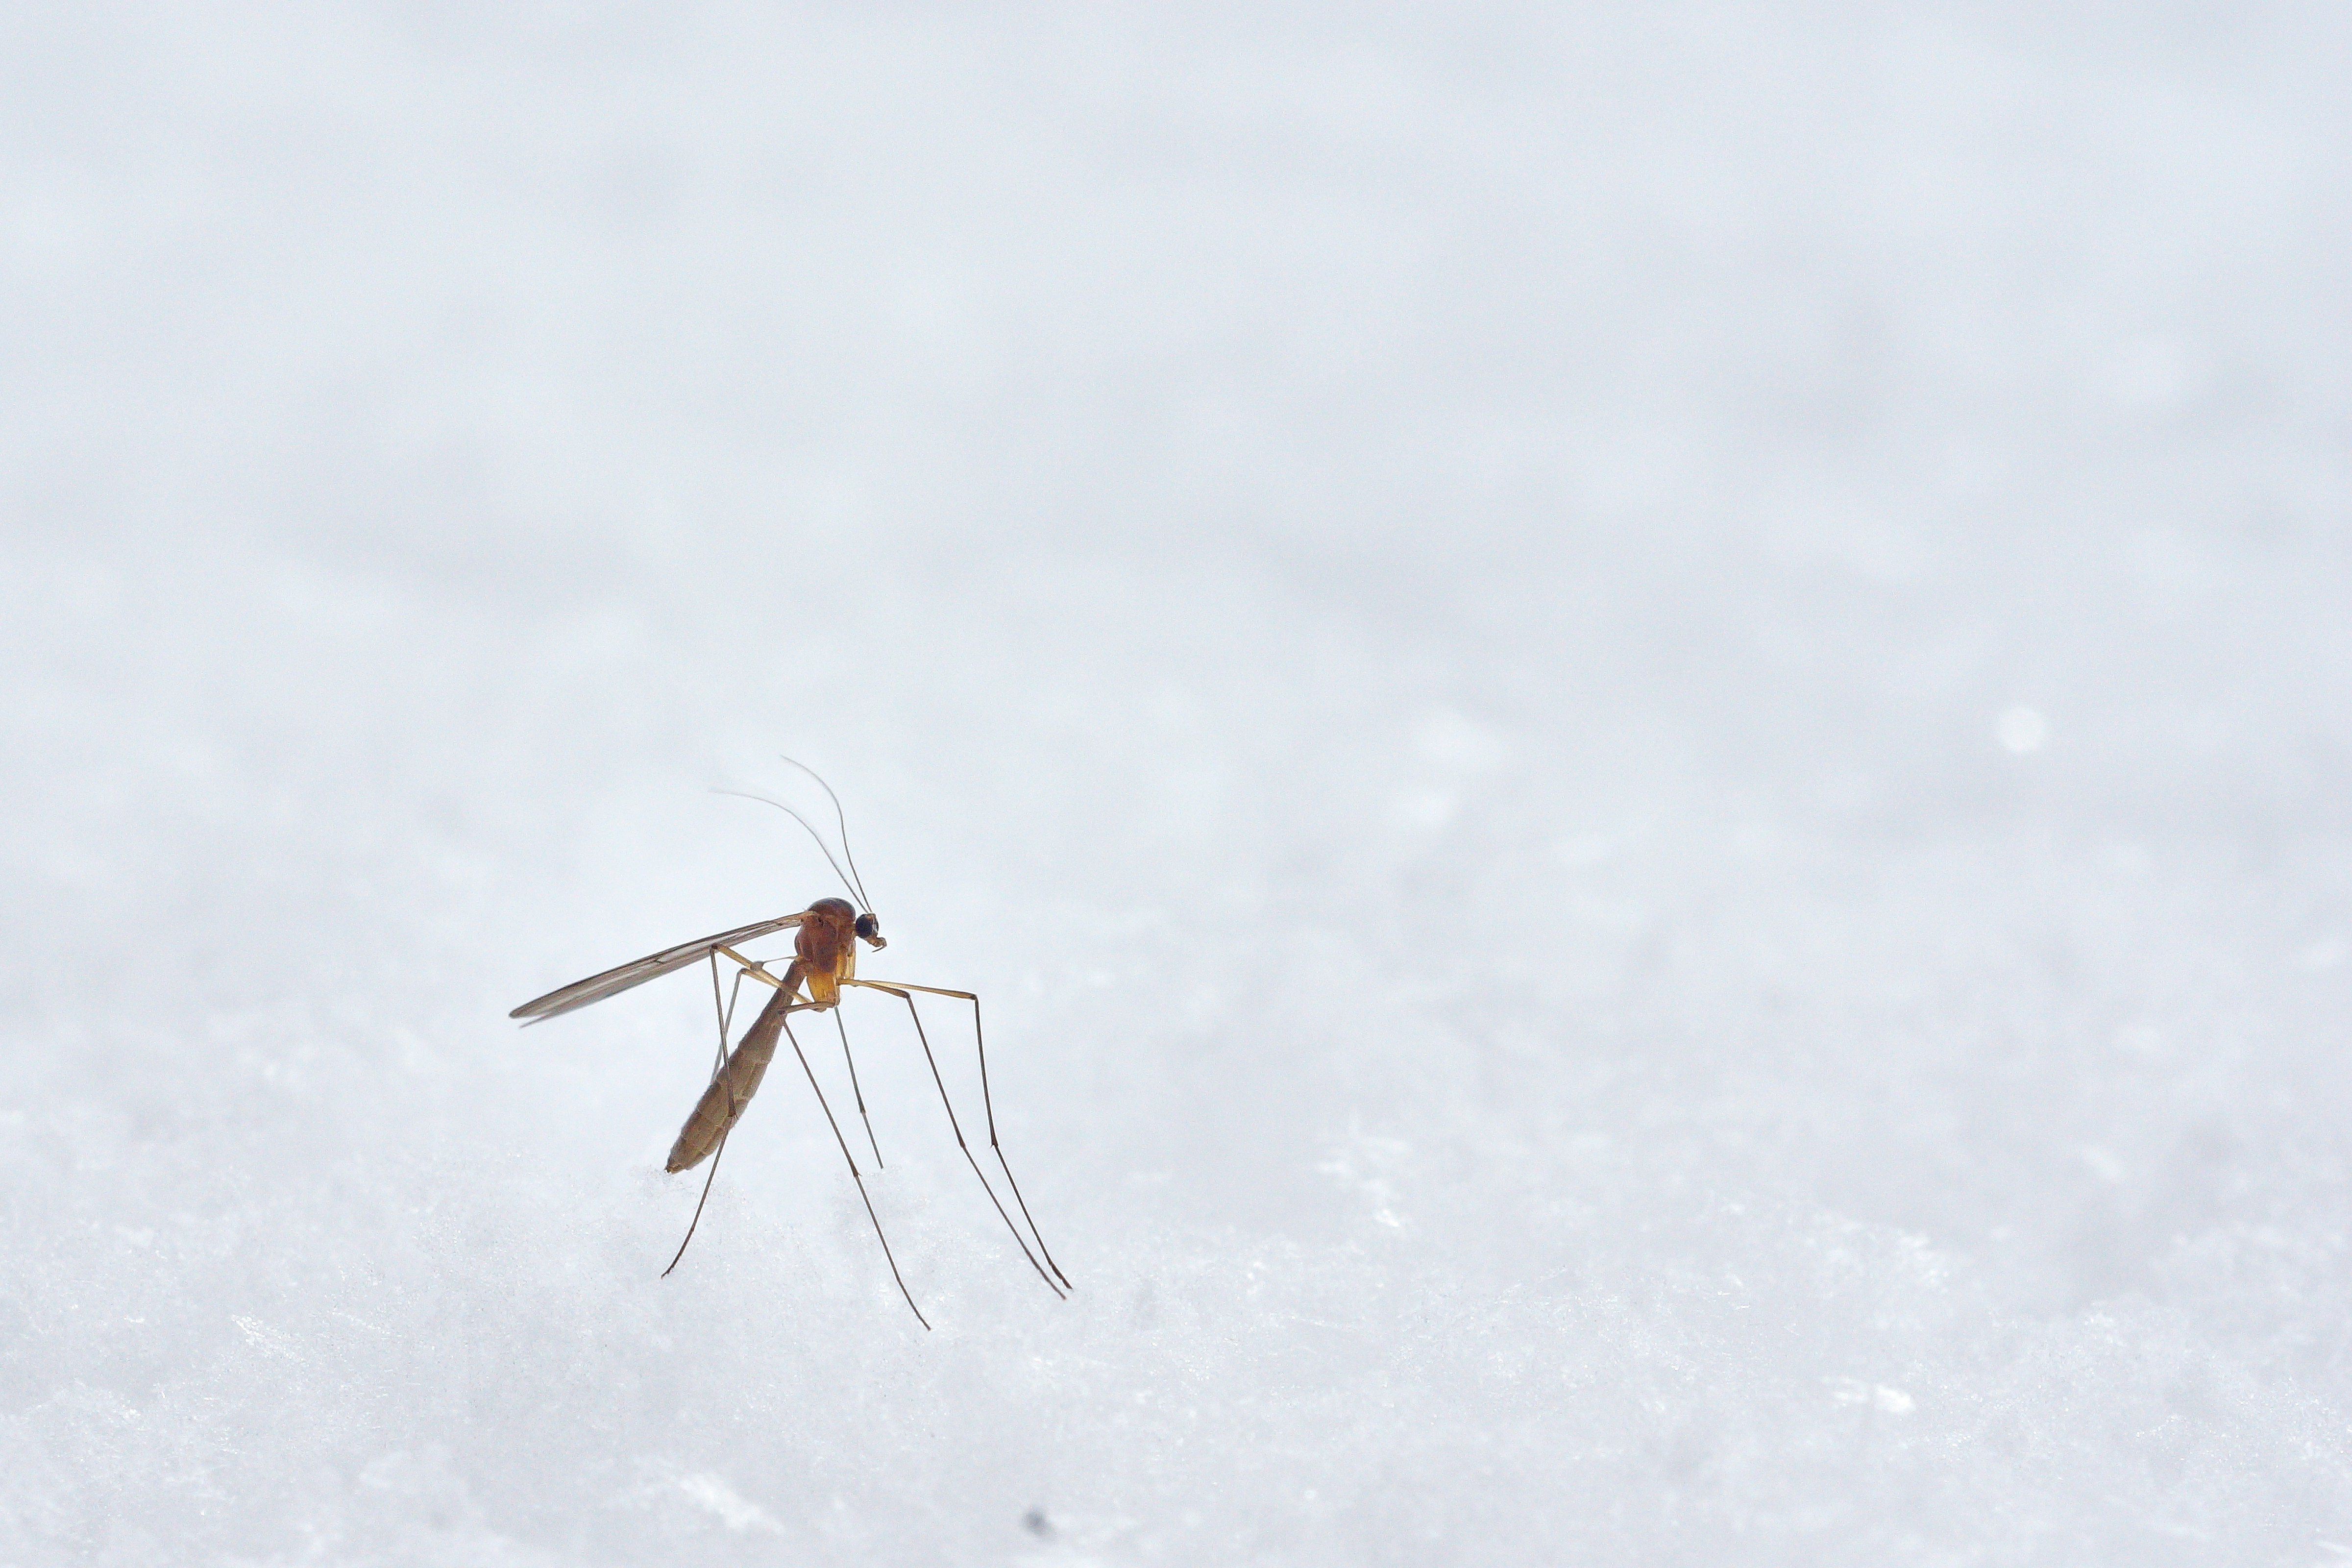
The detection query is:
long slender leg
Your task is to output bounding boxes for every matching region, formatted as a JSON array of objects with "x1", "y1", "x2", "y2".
[
  {"x1": 663, "y1": 959, "x2": 818, "y2": 1278},
  {"x1": 662, "y1": 1127, "x2": 730, "y2": 1277},
  {"x1": 965, "y1": 994, "x2": 1070, "y2": 1290},
  {"x1": 778, "y1": 1014, "x2": 930, "y2": 1330},
  {"x1": 846, "y1": 980, "x2": 1070, "y2": 1289},
  {"x1": 834, "y1": 1007, "x2": 885, "y2": 1171},
  {"x1": 661, "y1": 957, "x2": 776, "y2": 1277},
  {"x1": 856, "y1": 985, "x2": 1062, "y2": 1298},
  {"x1": 707, "y1": 952, "x2": 749, "y2": 1078},
  {"x1": 662, "y1": 956, "x2": 756, "y2": 1277}
]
